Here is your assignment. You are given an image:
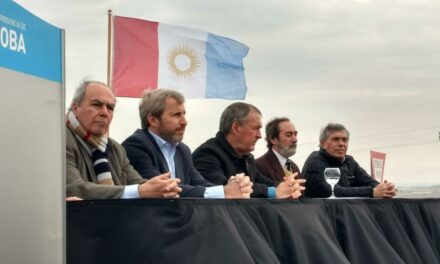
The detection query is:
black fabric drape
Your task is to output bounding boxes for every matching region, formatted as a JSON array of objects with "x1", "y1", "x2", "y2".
[{"x1": 67, "y1": 198, "x2": 440, "y2": 264}]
